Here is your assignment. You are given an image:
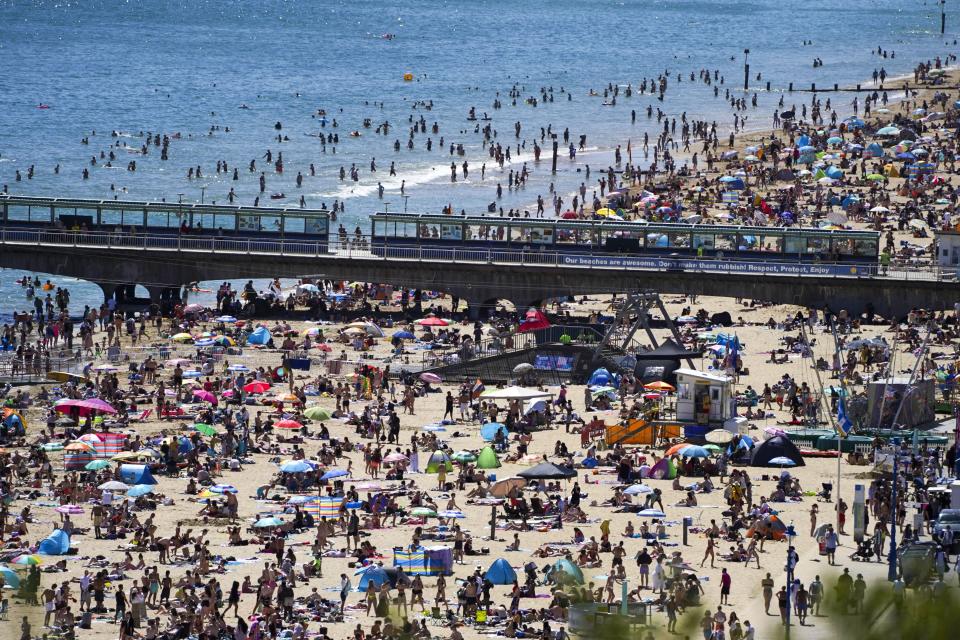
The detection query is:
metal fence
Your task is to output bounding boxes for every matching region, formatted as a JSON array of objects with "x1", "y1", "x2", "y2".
[{"x1": 0, "y1": 227, "x2": 950, "y2": 282}]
